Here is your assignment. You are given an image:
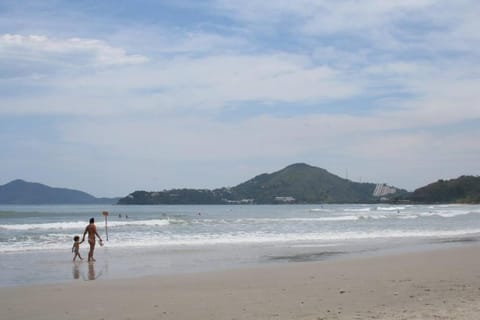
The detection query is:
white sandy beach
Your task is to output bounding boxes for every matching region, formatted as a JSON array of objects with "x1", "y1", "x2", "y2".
[{"x1": 2, "y1": 244, "x2": 480, "y2": 320}]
